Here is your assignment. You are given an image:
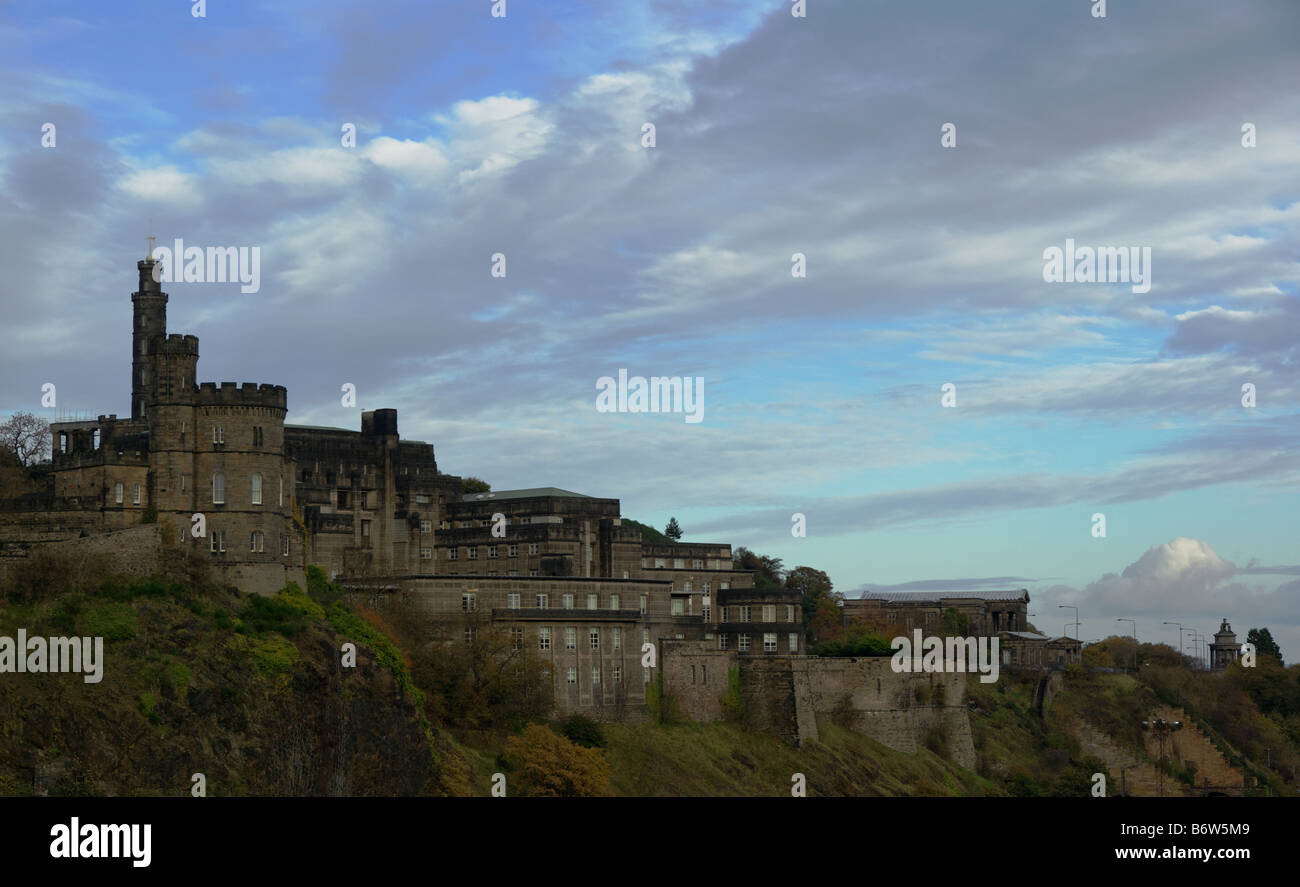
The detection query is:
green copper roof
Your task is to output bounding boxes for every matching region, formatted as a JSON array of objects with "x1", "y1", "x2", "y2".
[{"x1": 461, "y1": 487, "x2": 593, "y2": 502}]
